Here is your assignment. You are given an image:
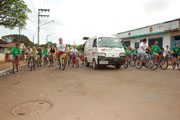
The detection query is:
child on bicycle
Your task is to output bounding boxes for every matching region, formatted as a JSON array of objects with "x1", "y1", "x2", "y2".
[
  {"x1": 11, "y1": 43, "x2": 21, "y2": 72},
  {"x1": 172, "y1": 43, "x2": 180, "y2": 62},
  {"x1": 152, "y1": 41, "x2": 162, "y2": 62},
  {"x1": 30, "y1": 47, "x2": 38, "y2": 67},
  {"x1": 49, "y1": 45, "x2": 56, "y2": 64},
  {"x1": 71, "y1": 45, "x2": 79, "y2": 64}
]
